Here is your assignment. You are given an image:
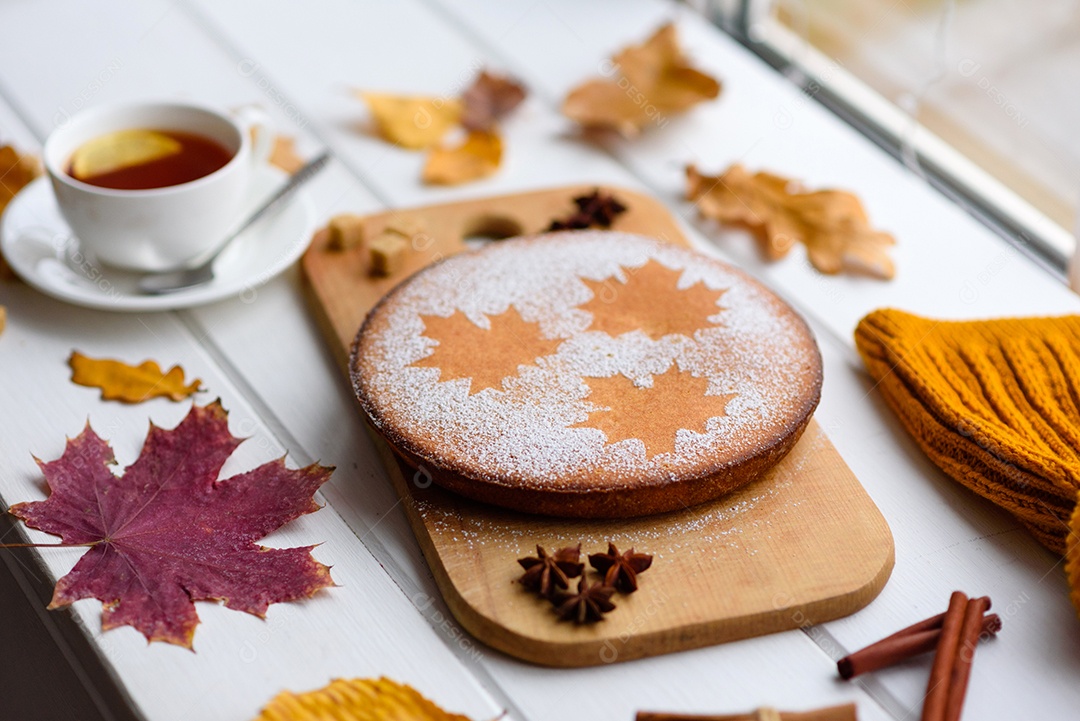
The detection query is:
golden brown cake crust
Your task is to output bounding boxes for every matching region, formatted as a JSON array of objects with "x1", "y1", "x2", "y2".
[{"x1": 351, "y1": 231, "x2": 822, "y2": 518}]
